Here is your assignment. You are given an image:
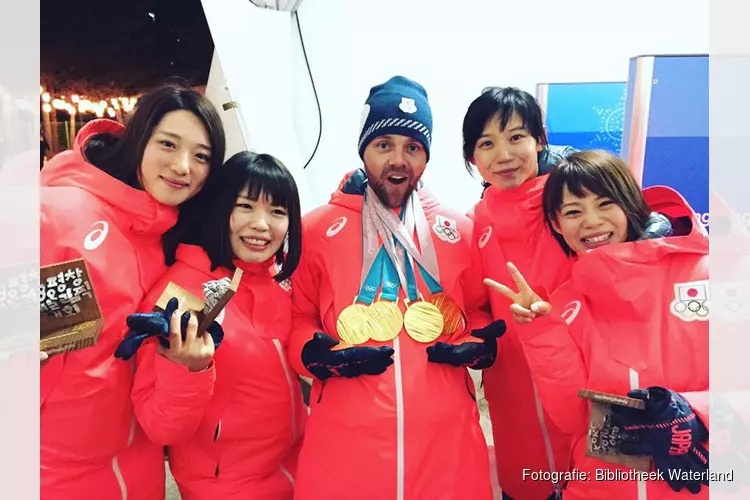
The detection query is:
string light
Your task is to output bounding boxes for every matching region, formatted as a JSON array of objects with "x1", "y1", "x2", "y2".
[{"x1": 39, "y1": 88, "x2": 139, "y2": 118}]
